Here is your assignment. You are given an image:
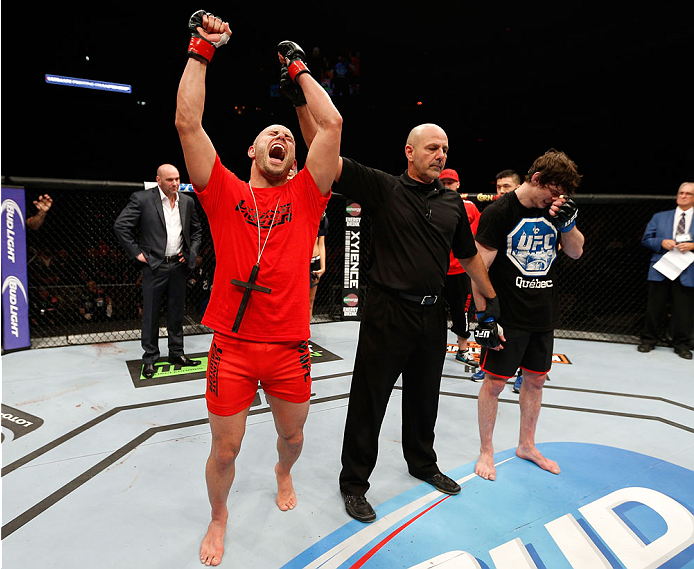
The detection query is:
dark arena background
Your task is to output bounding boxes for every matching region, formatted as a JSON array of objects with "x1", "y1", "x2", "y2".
[{"x1": 2, "y1": 2, "x2": 692, "y2": 349}]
